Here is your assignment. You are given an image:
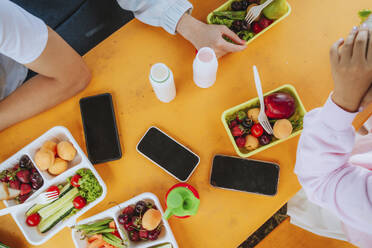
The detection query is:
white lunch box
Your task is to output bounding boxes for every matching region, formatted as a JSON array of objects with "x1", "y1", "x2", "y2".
[{"x1": 1, "y1": 126, "x2": 107, "y2": 245}]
